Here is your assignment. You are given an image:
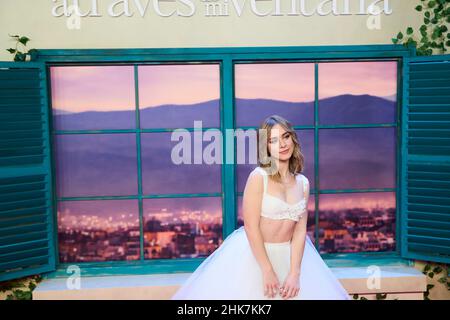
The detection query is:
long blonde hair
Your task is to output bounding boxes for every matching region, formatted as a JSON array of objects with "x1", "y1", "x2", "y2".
[{"x1": 256, "y1": 115, "x2": 305, "y2": 183}]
